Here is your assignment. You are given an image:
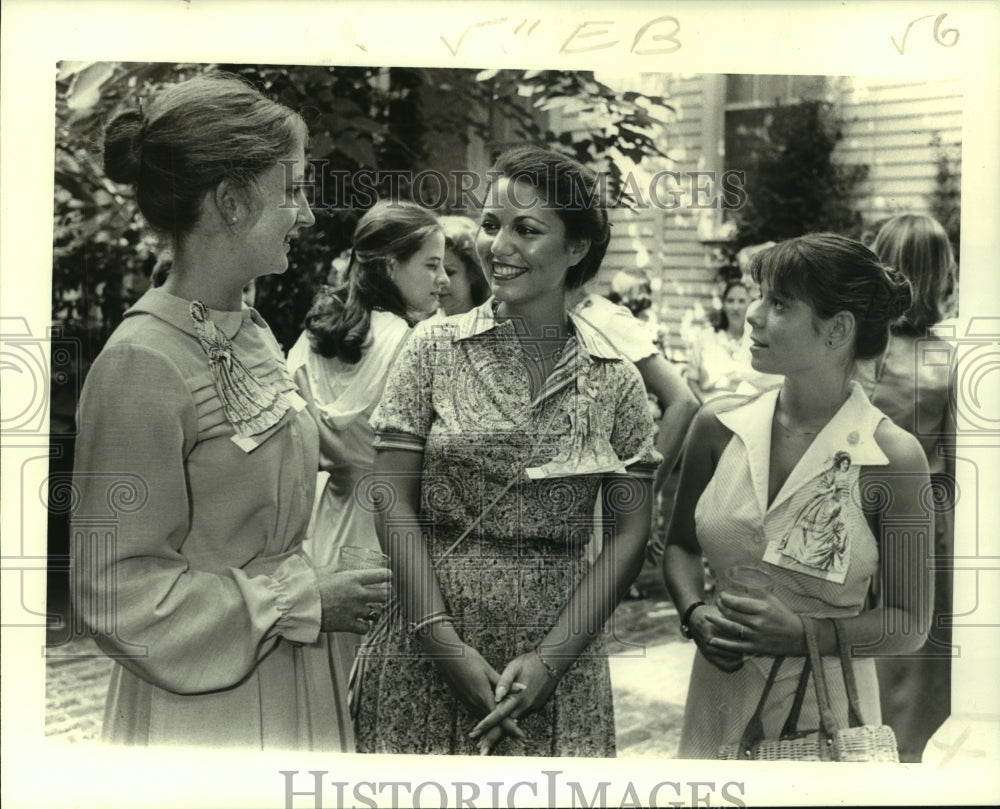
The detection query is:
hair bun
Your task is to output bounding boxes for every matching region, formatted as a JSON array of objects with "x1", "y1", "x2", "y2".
[
  {"x1": 103, "y1": 109, "x2": 145, "y2": 185},
  {"x1": 882, "y1": 265, "x2": 913, "y2": 321}
]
